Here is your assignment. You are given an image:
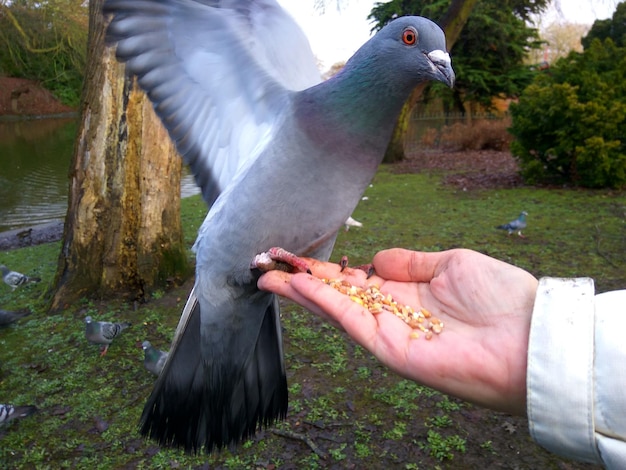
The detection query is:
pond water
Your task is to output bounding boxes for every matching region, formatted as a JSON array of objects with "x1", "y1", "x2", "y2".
[{"x1": 0, "y1": 117, "x2": 201, "y2": 233}]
